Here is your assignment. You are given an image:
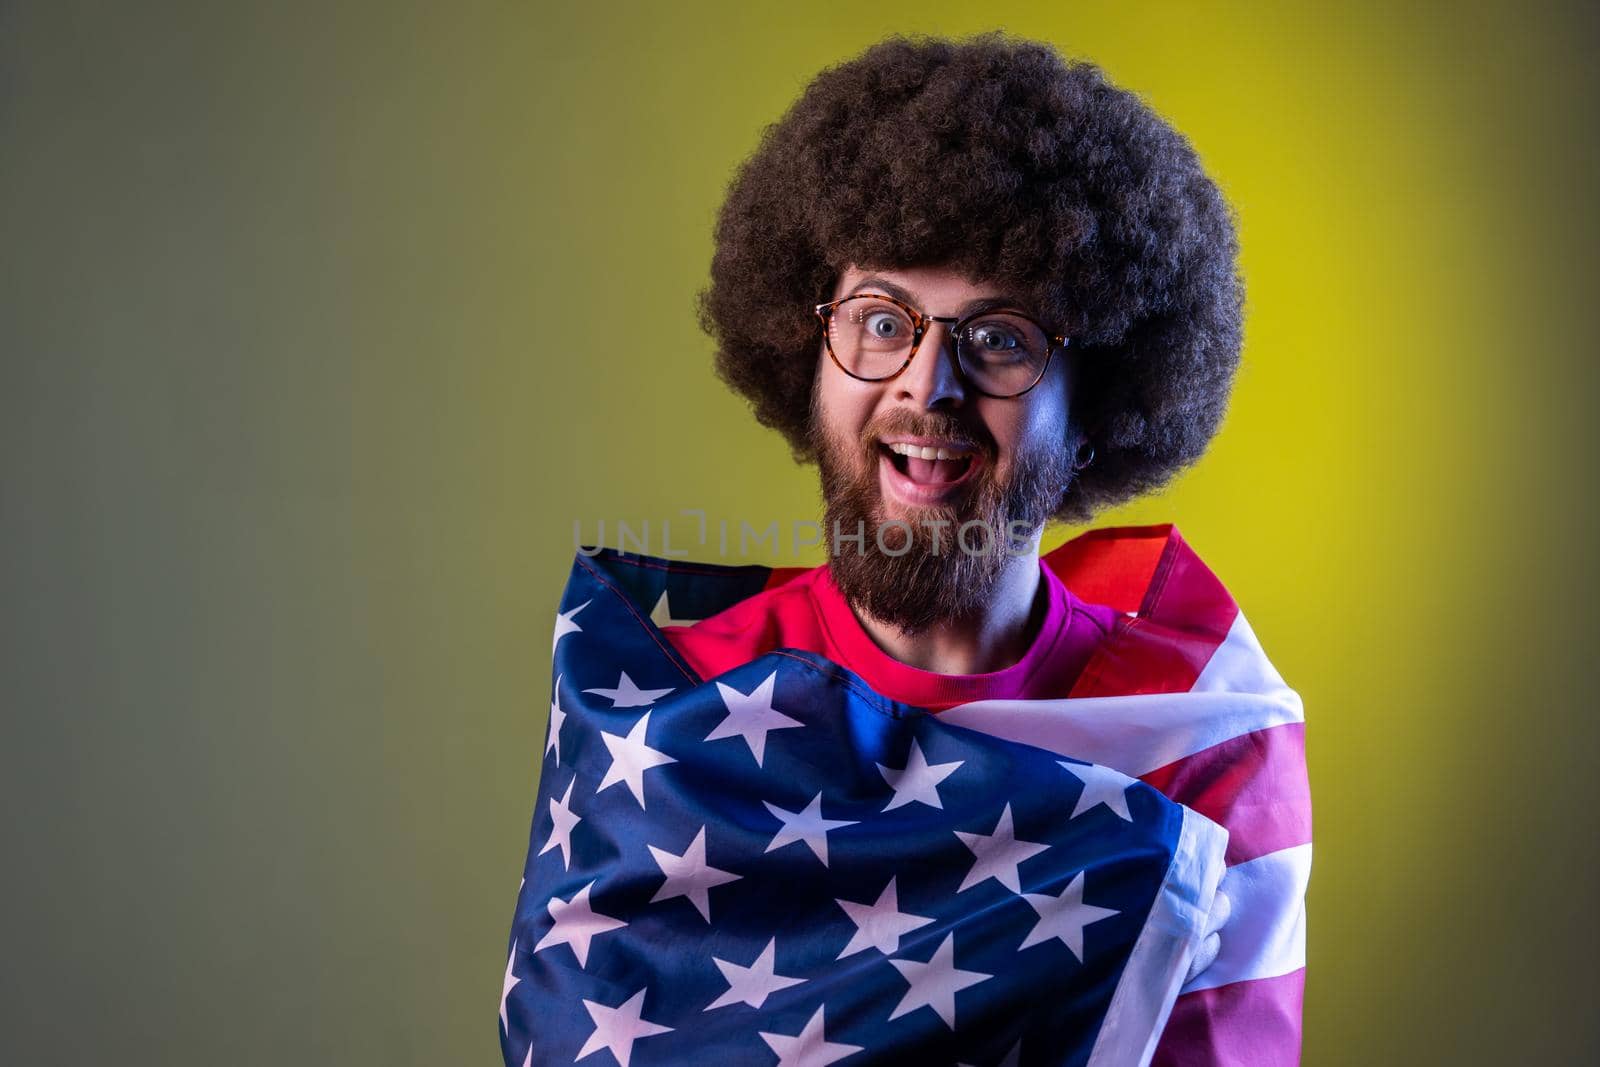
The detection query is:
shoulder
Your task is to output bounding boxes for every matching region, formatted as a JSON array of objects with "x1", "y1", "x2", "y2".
[
  {"x1": 1063, "y1": 525, "x2": 1311, "y2": 863},
  {"x1": 1043, "y1": 522, "x2": 1233, "y2": 631},
  {"x1": 1046, "y1": 564, "x2": 1120, "y2": 642}
]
